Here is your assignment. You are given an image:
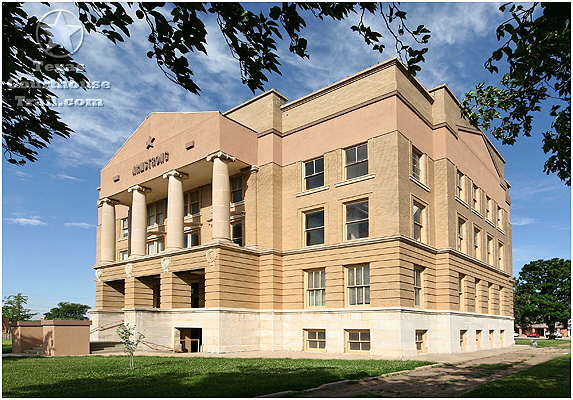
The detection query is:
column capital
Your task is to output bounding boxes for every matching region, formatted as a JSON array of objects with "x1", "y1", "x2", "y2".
[
  {"x1": 162, "y1": 169, "x2": 189, "y2": 180},
  {"x1": 127, "y1": 184, "x2": 151, "y2": 194},
  {"x1": 97, "y1": 197, "x2": 120, "y2": 207},
  {"x1": 206, "y1": 151, "x2": 236, "y2": 163}
]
